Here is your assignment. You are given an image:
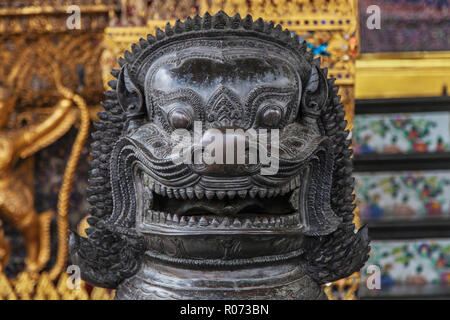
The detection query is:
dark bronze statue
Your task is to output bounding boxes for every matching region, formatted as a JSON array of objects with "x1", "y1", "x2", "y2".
[{"x1": 69, "y1": 12, "x2": 370, "y2": 300}]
